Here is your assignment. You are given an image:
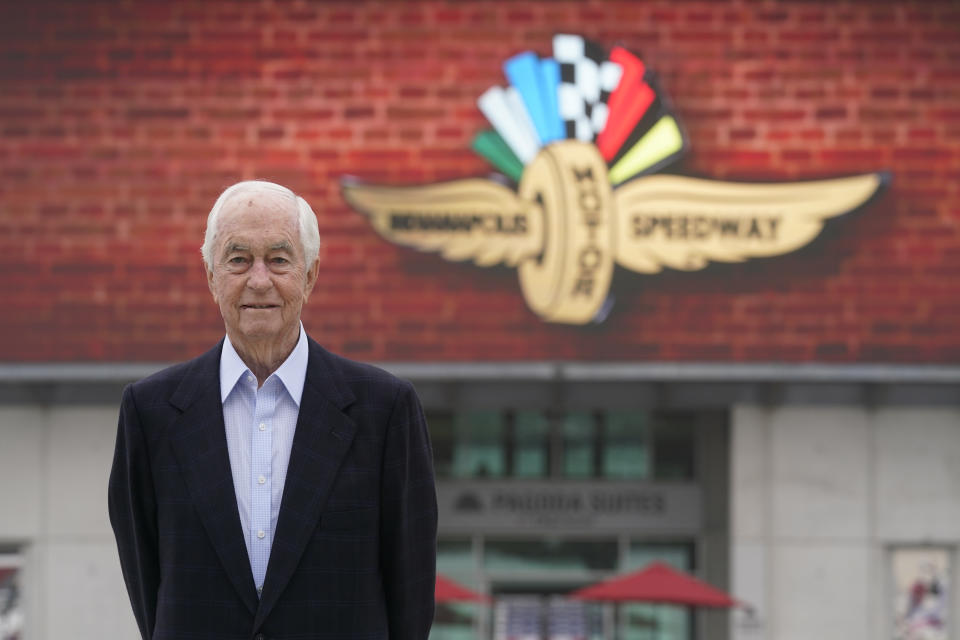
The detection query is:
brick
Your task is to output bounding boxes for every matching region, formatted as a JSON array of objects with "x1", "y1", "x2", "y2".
[
  {"x1": 729, "y1": 127, "x2": 756, "y2": 141},
  {"x1": 342, "y1": 105, "x2": 375, "y2": 119},
  {"x1": 815, "y1": 106, "x2": 848, "y2": 120},
  {"x1": 743, "y1": 108, "x2": 807, "y2": 121},
  {"x1": 782, "y1": 149, "x2": 812, "y2": 162},
  {"x1": 820, "y1": 149, "x2": 887, "y2": 165}
]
